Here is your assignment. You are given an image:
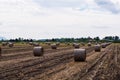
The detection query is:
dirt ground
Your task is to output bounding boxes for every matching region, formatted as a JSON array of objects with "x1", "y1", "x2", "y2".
[{"x1": 0, "y1": 43, "x2": 119, "y2": 80}]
